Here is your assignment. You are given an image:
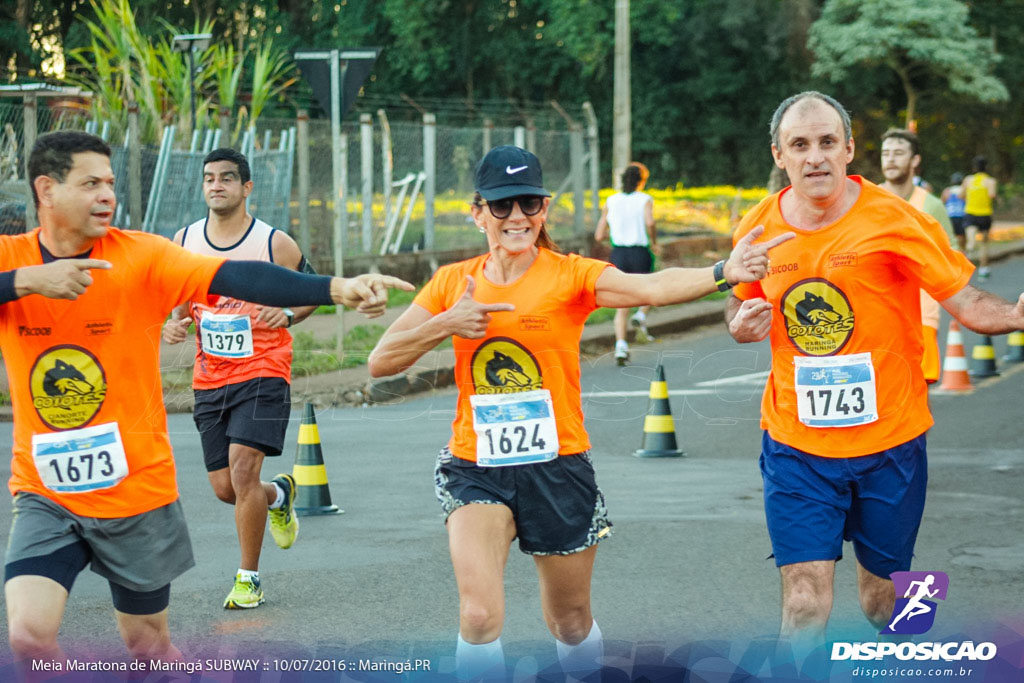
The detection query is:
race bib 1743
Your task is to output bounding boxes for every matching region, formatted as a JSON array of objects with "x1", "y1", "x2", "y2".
[{"x1": 793, "y1": 352, "x2": 879, "y2": 428}]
